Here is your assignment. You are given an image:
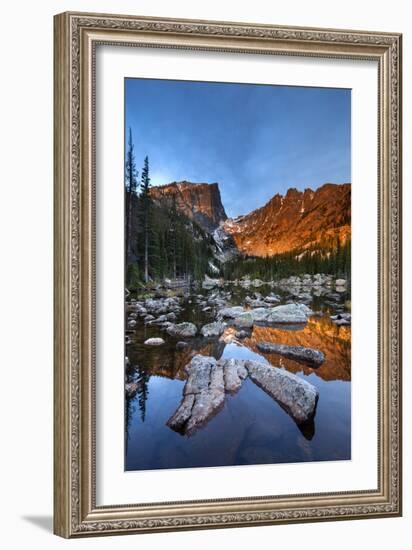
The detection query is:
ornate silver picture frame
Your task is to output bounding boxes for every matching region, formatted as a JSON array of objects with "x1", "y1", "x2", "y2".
[{"x1": 54, "y1": 11, "x2": 402, "y2": 537}]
